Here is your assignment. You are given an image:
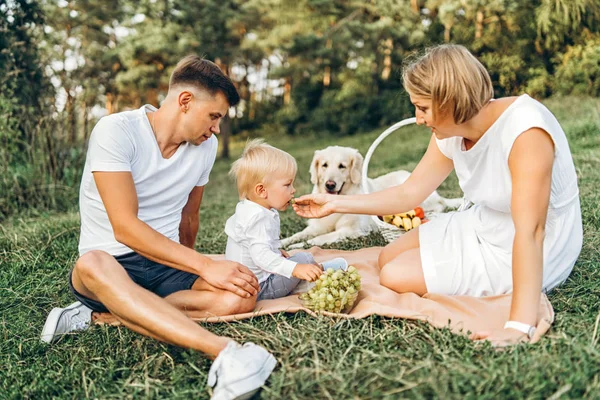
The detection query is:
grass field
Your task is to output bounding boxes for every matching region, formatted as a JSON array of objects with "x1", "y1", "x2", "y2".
[{"x1": 1, "y1": 96, "x2": 599, "y2": 399}]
